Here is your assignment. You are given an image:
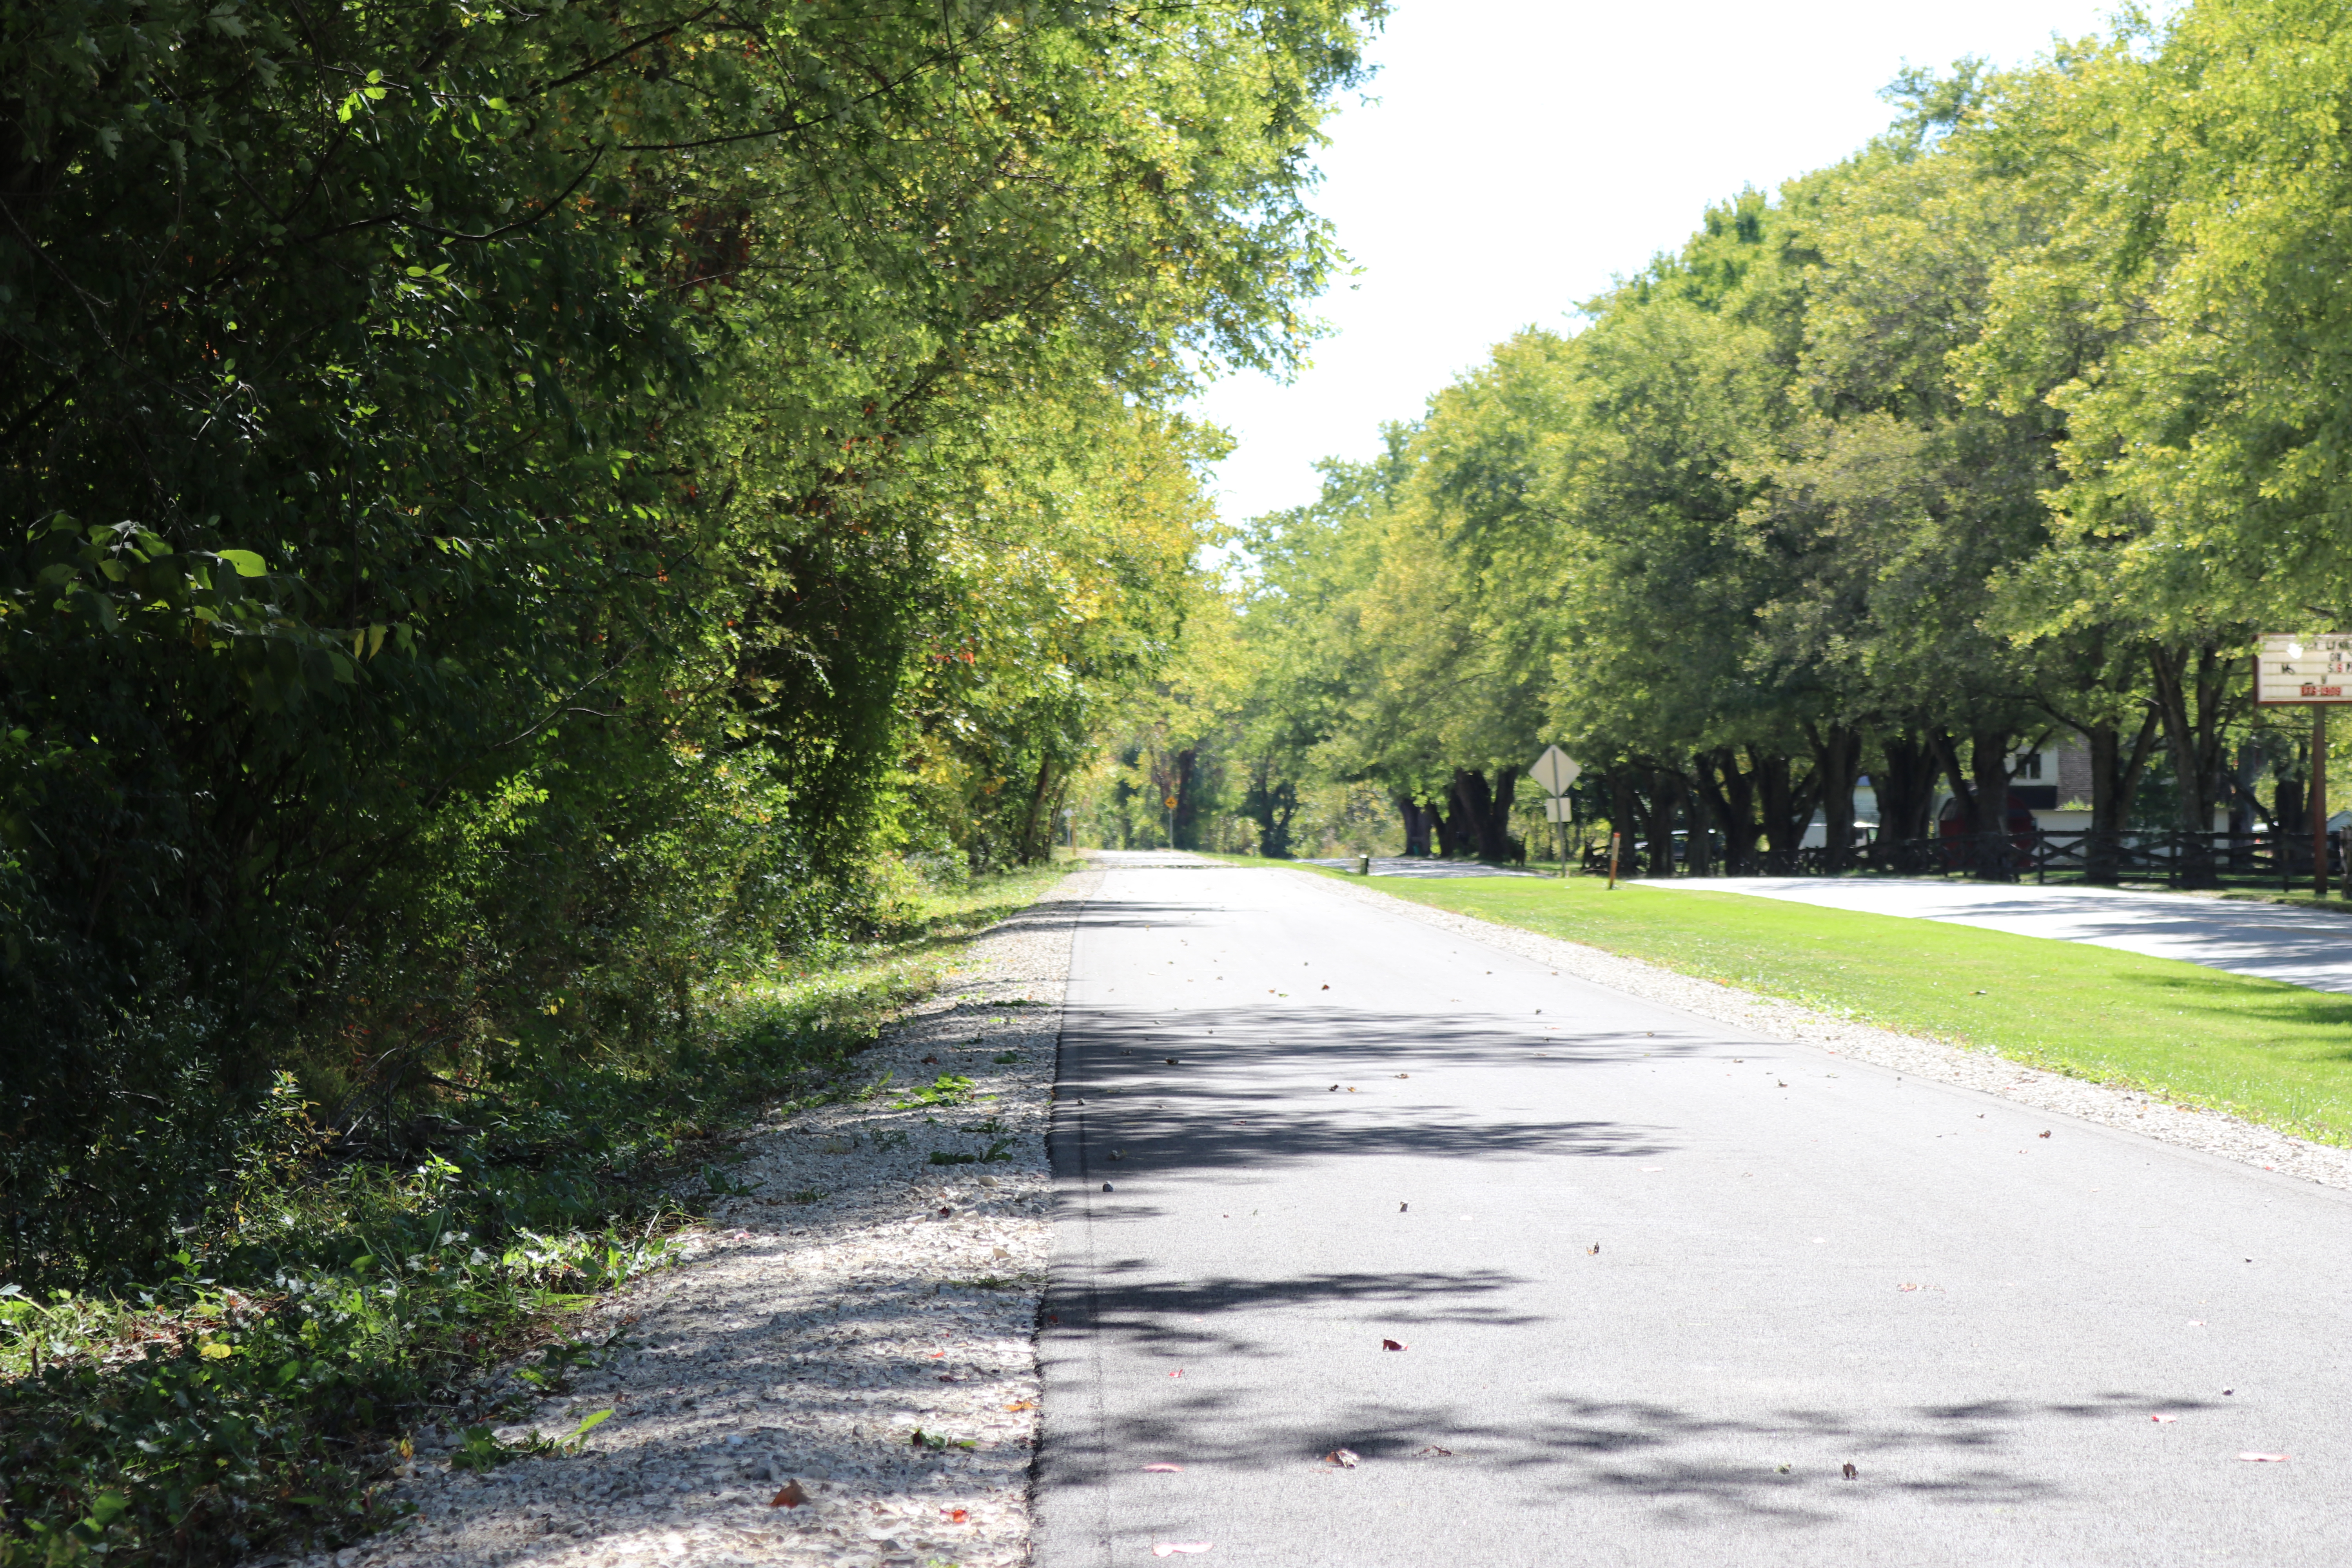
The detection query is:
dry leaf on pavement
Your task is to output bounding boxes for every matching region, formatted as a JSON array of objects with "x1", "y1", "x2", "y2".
[
  {"x1": 769, "y1": 1481, "x2": 808, "y2": 1508},
  {"x1": 1142, "y1": 1463, "x2": 1183, "y2": 1472},
  {"x1": 1323, "y1": 1448, "x2": 1360, "y2": 1468},
  {"x1": 1152, "y1": 1543, "x2": 1214, "y2": 1557},
  {"x1": 1841, "y1": 1463, "x2": 1858, "y2": 1479},
  {"x1": 1381, "y1": 1338, "x2": 1407, "y2": 1351}
]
